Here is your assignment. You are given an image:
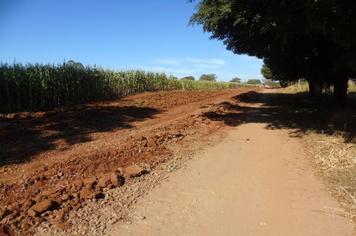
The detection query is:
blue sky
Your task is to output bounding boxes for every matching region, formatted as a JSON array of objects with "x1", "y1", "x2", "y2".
[{"x1": 0, "y1": 0, "x2": 263, "y2": 82}]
